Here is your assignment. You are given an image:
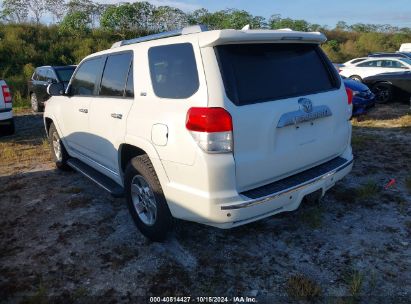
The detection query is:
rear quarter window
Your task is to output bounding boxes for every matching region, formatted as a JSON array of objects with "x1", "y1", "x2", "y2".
[
  {"x1": 215, "y1": 43, "x2": 339, "y2": 106},
  {"x1": 148, "y1": 43, "x2": 199, "y2": 99}
]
